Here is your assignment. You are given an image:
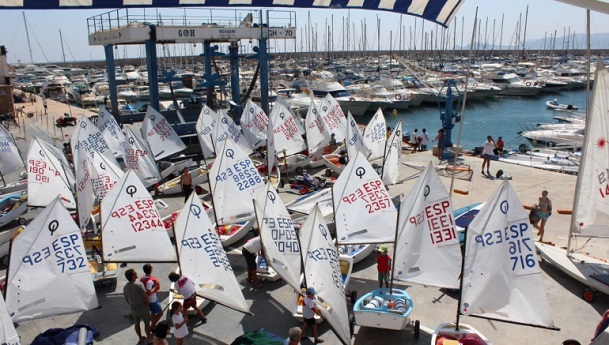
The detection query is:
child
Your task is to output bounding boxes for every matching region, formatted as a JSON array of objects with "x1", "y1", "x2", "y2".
[
  {"x1": 376, "y1": 245, "x2": 391, "y2": 288},
  {"x1": 171, "y1": 301, "x2": 189, "y2": 345},
  {"x1": 153, "y1": 321, "x2": 169, "y2": 345},
  {"x1": 300, "y1": 287, "x2": 324, "y2": 344}
]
